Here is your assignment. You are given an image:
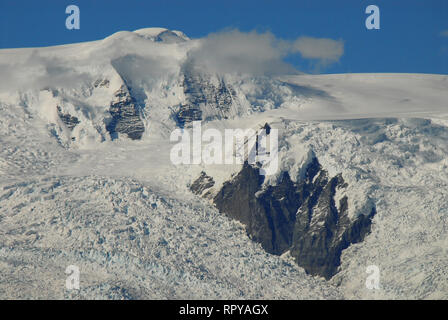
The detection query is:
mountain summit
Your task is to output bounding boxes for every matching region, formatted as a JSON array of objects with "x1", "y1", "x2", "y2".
[{"x1": 0, "y1": 28, "x2": 447, "y2": 299}]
